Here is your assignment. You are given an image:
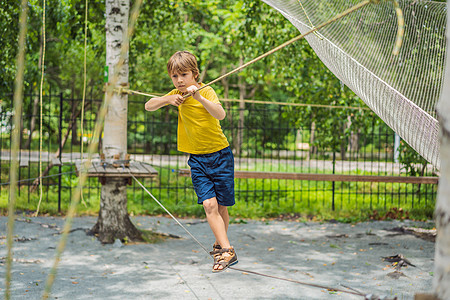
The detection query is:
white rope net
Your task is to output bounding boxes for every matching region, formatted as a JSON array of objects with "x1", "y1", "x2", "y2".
[{"x1": 262, "y1": 0, "x2": 446, "y2": 169}]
